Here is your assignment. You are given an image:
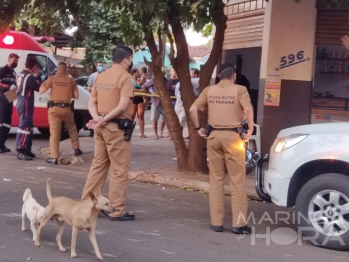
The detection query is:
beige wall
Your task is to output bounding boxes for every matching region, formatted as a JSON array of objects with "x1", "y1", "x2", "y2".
[{"x1": 260, "y1": 0, "x2": 317, "y2": 81}]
